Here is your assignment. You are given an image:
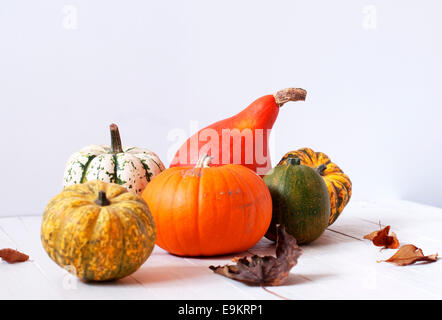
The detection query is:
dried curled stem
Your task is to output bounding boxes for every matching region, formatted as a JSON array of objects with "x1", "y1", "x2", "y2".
[
  {"x1": 273, "y1": 88, "x2": 307, "y2": 107},
  {"x1": 195, "y1": 153, "x2": 213, "y2": 168}
]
